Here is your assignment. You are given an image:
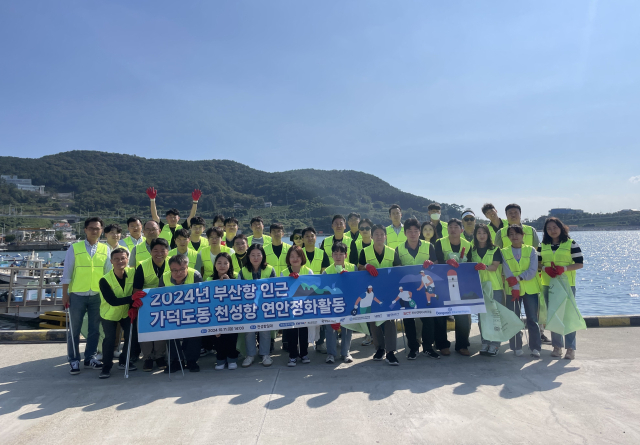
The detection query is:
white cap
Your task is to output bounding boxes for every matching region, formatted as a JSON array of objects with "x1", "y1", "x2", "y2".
[
  {"x1": 368, "y1": 285, "x2": 373, "y2": 289},
  {"x1": 399, "y1": 286, "x2": 403, "y2": 290},
  {"x1": 461, "y1": 210, "x2": 475, "y2": 219}
]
